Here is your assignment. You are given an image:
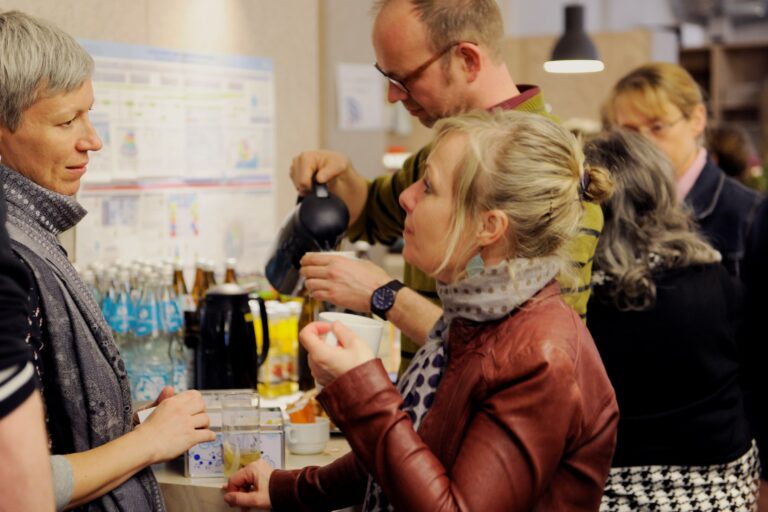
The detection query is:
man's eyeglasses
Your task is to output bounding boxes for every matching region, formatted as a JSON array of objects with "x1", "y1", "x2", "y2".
[
  {"x1": 374, "y1": 42, "x2": 463, "y2": 94},
  {"x1": 622, "y1": 115, "x2": 686, "y2": 138}
]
